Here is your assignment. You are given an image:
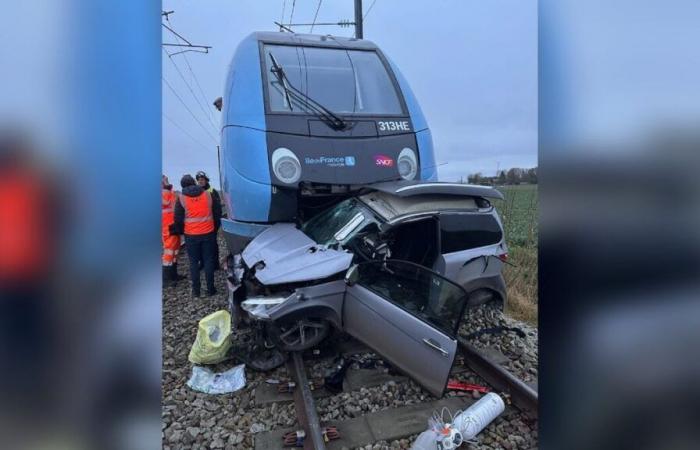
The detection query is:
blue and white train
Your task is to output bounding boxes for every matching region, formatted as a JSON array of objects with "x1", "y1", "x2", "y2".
[{"x1": 219, "y1": 31, "x2": 436, "y2": 252}]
